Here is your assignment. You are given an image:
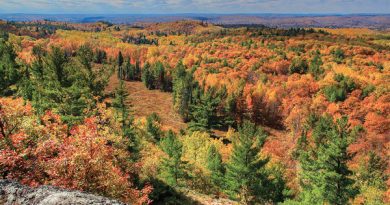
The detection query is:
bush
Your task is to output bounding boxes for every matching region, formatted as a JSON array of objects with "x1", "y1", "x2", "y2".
[
  {"x1": 323, "y1": 74, "x2": 356, "y2": 102},
  {"x1": 289, "y1": 57, "x2": 308, "y2": 74},
  {"x1": 331, "y1": 48, "x2": 345, "y2": 64},
  {"x1": 361, "y1": 84, "x2": 375, "y2": 99}
]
